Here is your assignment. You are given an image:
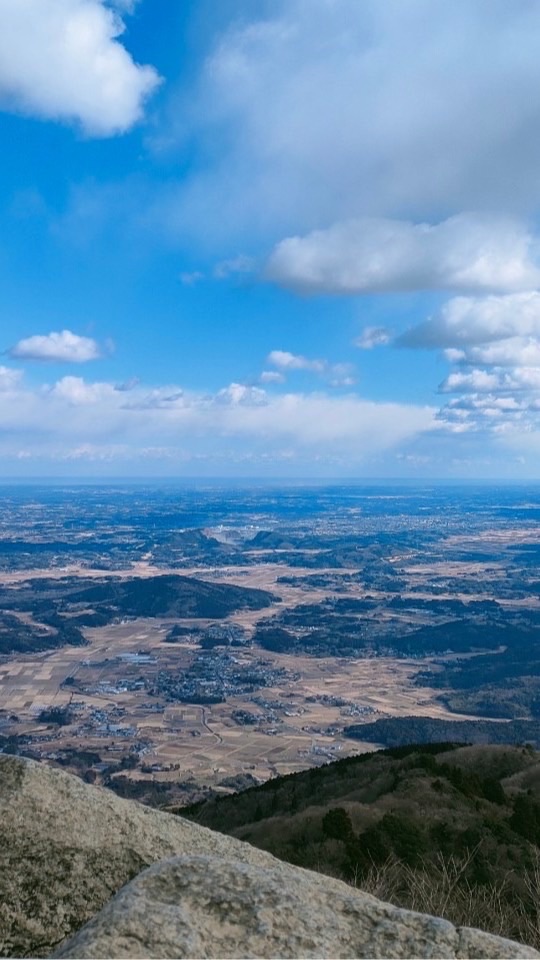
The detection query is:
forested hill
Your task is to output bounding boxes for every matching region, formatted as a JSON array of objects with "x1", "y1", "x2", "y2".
[
  {"x1": 344, "y1": 716, "x2": 540, "y2": 748},
  {"x1": 179, "y1": 743, "x2": 540, "y2": 948},
  {"x1": 0, "y1": 574, "x2": 278, "y2": 654},
  {"x1": 65, "y1": 574, "x2": 277, "y2": 619}
]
